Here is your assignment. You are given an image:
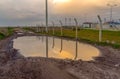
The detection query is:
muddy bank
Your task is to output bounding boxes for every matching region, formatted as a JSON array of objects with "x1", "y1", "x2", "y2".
[{"x1": 0, "y1": 33, "x2": 120, "y2": 79}]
